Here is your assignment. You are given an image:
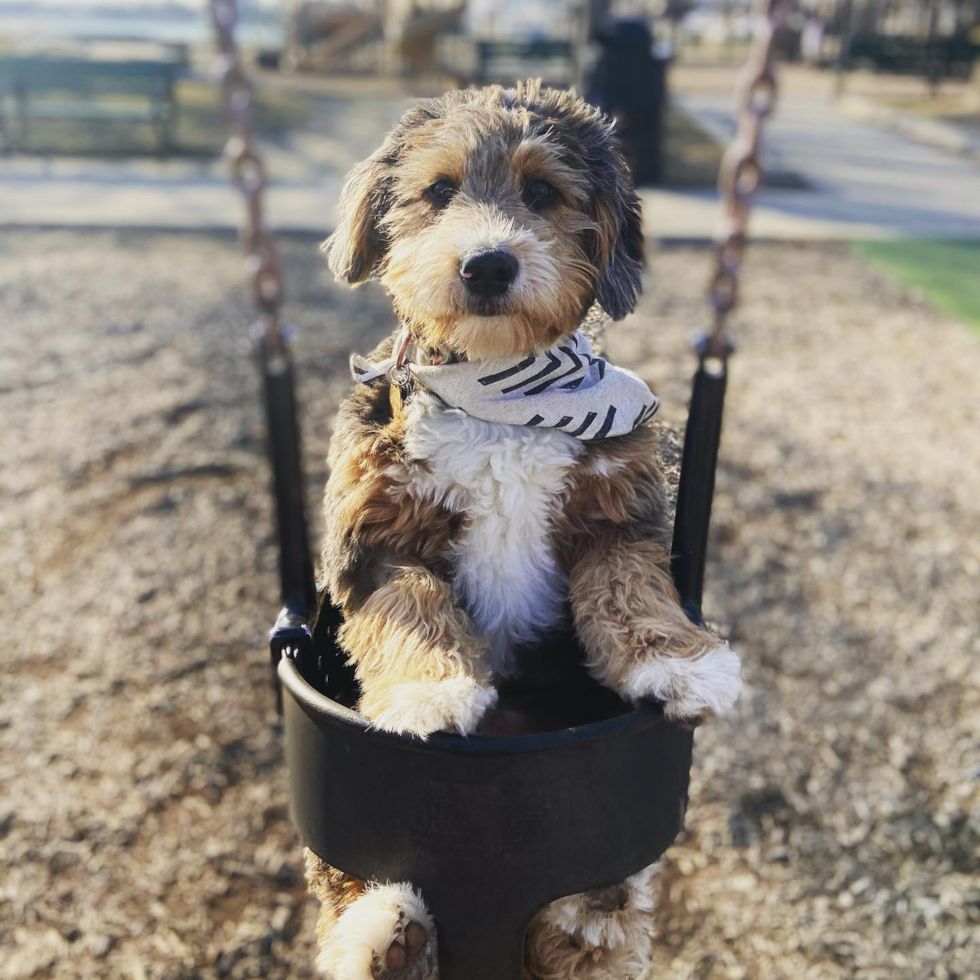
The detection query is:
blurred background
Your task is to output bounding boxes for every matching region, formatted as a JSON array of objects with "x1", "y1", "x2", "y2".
[{"x1": 1, "y1": 1, "x2": 977, "y2": 979}]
